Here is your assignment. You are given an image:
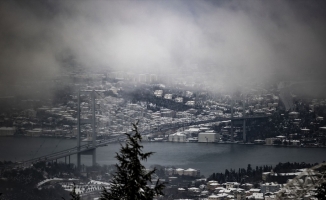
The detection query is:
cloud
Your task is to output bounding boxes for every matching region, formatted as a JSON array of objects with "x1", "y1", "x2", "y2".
[{"x1": 1, "y1": 0, "x2": 326, "y2": 95}]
